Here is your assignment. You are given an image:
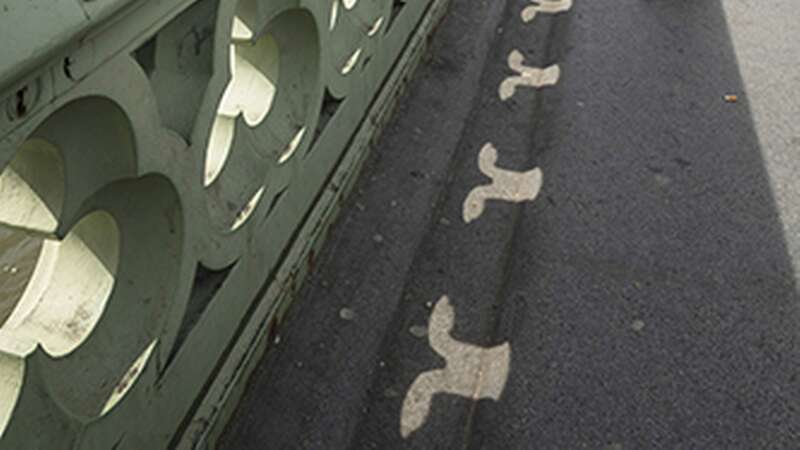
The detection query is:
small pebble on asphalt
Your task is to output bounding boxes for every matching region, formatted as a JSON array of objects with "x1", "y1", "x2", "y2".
[
  {"x1": 410, "y1": 325, "x2": 428, "y2": 338},
  {"x1": 384, "y1": 387, "x2": 400, "y2": 398},
  {"x1": 340, "y1": 307, "x2": 356, "y2": 321}
]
